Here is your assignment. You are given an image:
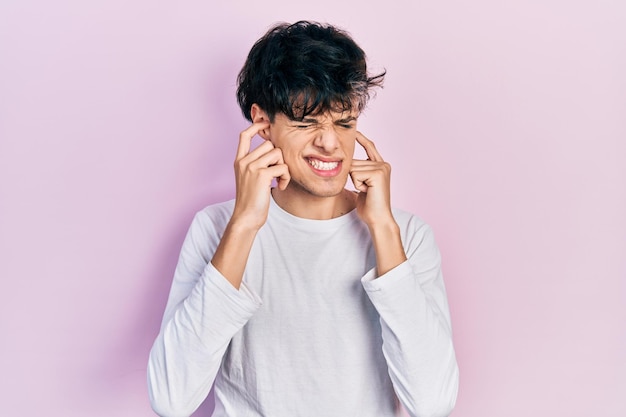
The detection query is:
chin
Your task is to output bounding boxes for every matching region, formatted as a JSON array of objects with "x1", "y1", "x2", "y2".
[{"x1": 290, "y1": 178, "x2": 347, "y2": 198}]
